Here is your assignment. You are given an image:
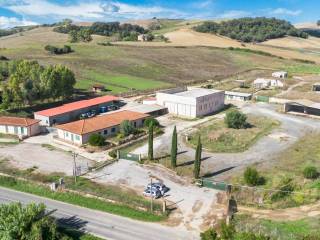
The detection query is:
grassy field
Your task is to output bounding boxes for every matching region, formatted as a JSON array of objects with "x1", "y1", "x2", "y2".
[
  {"x1": 234, "y1": 214, "x2": 320, "y2": 240},
  {"x1": 231, "y1": 133, "x2": 320, "y2": 209},
  {"x1": 188, "y1": 115, "x2": 279, "y2": 153},
  {"x1": 1, "y1": 26, "x2": 319, "y2": 95}
]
